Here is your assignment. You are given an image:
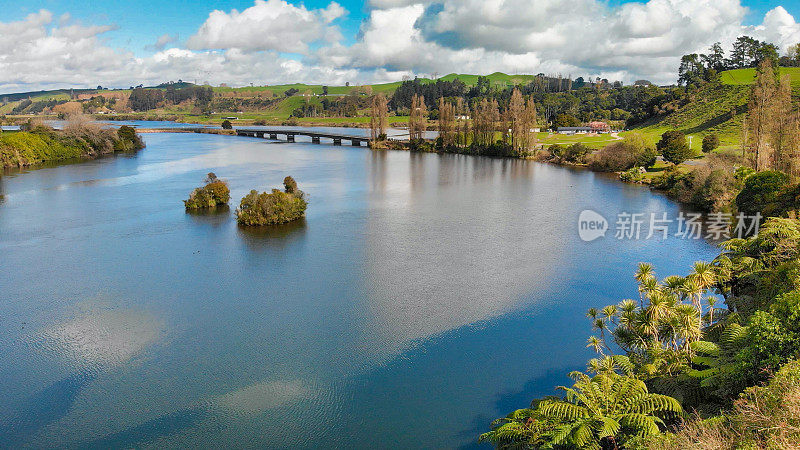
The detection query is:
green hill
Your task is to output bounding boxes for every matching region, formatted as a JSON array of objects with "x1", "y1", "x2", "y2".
[
  {"x1": 720, "y1": 67, "x2": 800, "y2": 86},
  {"x1": 634, "y1": 68, "x2": 800, "y2": 152},
  {"x1": 634, "y1": 83, "x2": 750, "y2": 152}
]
